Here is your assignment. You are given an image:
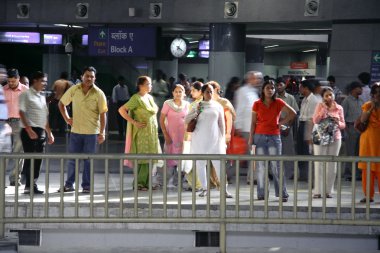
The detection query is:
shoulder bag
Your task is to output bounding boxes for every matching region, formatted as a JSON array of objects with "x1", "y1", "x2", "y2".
[
  {"x1": 187, "y1": 117, "x2": 198, "y2": 132},
  {"x1": 354, "y1": 115, "x2": 368, "y2": 133}
]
